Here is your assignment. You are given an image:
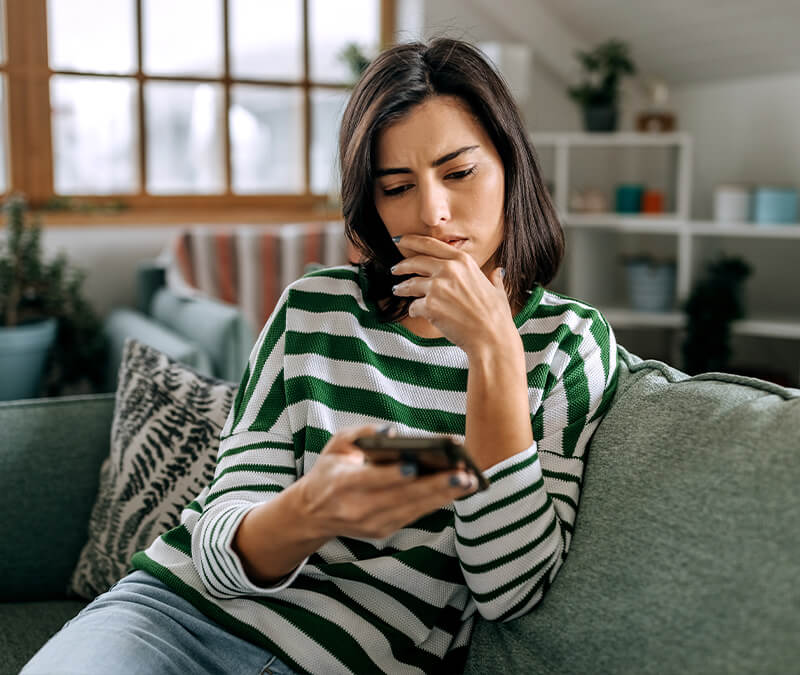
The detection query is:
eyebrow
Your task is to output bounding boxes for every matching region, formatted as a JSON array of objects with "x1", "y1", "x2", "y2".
[{"x1": 374, "y1": 145, "x2": 479, "y2": 178}]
